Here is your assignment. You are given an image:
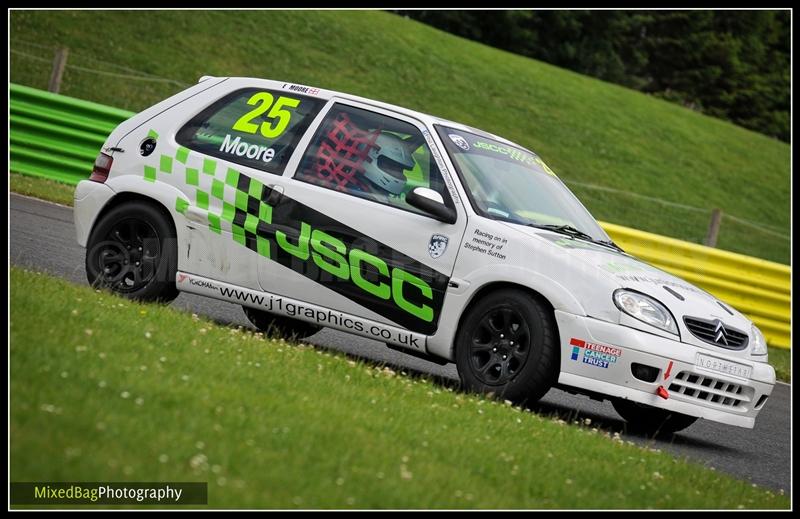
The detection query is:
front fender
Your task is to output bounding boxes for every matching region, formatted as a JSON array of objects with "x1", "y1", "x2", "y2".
[{"x1": 426, "y1": 263, "x2": 586, "y2": 360}]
